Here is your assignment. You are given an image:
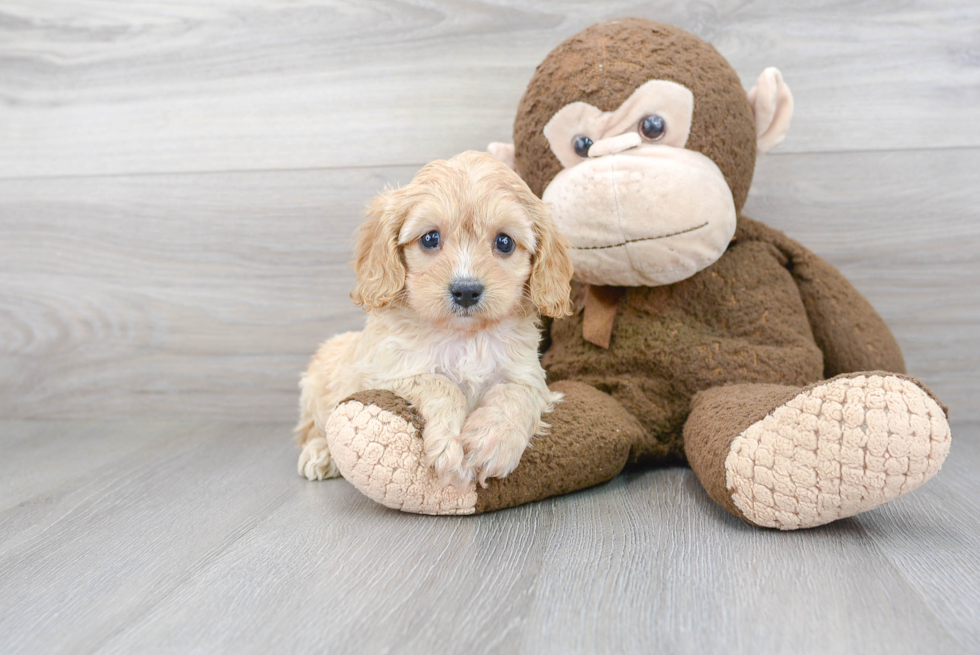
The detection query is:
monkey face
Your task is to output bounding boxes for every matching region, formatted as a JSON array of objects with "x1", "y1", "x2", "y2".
[
  {"x1": 540, "y1": 80, "x2": 737, "y2": 287},
  {"x1": 507, "y1": 20, "x2": 793, "y2": 288}
]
